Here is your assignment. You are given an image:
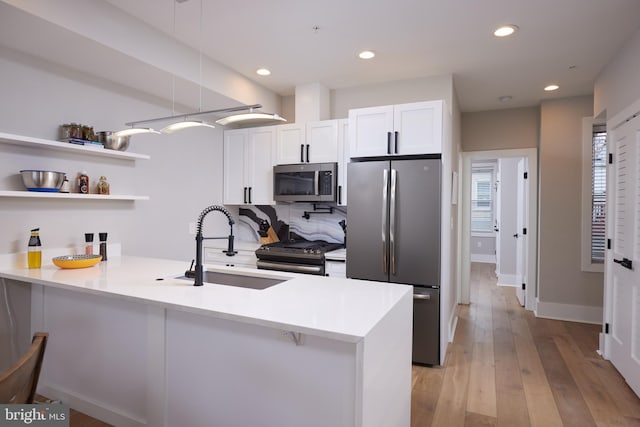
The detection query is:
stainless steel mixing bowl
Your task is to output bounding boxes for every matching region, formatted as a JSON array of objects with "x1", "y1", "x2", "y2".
[{"x1": 20, "y1": 170, "x2": 66, "y2": 192}]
